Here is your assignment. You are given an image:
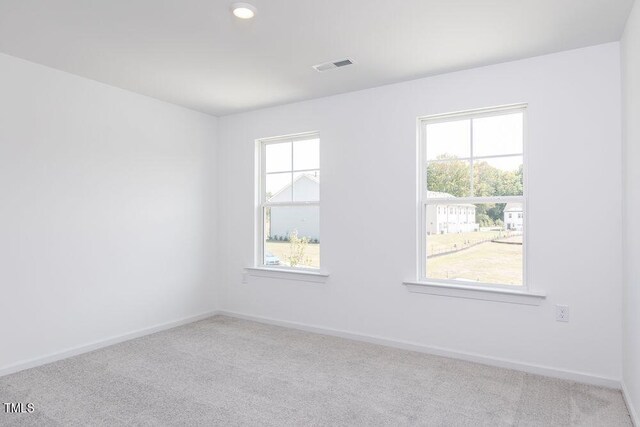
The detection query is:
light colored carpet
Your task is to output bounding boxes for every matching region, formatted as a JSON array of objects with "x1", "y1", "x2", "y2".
[{"x1": 0, "y1": 315, "x2": 632, "y2": 426}]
